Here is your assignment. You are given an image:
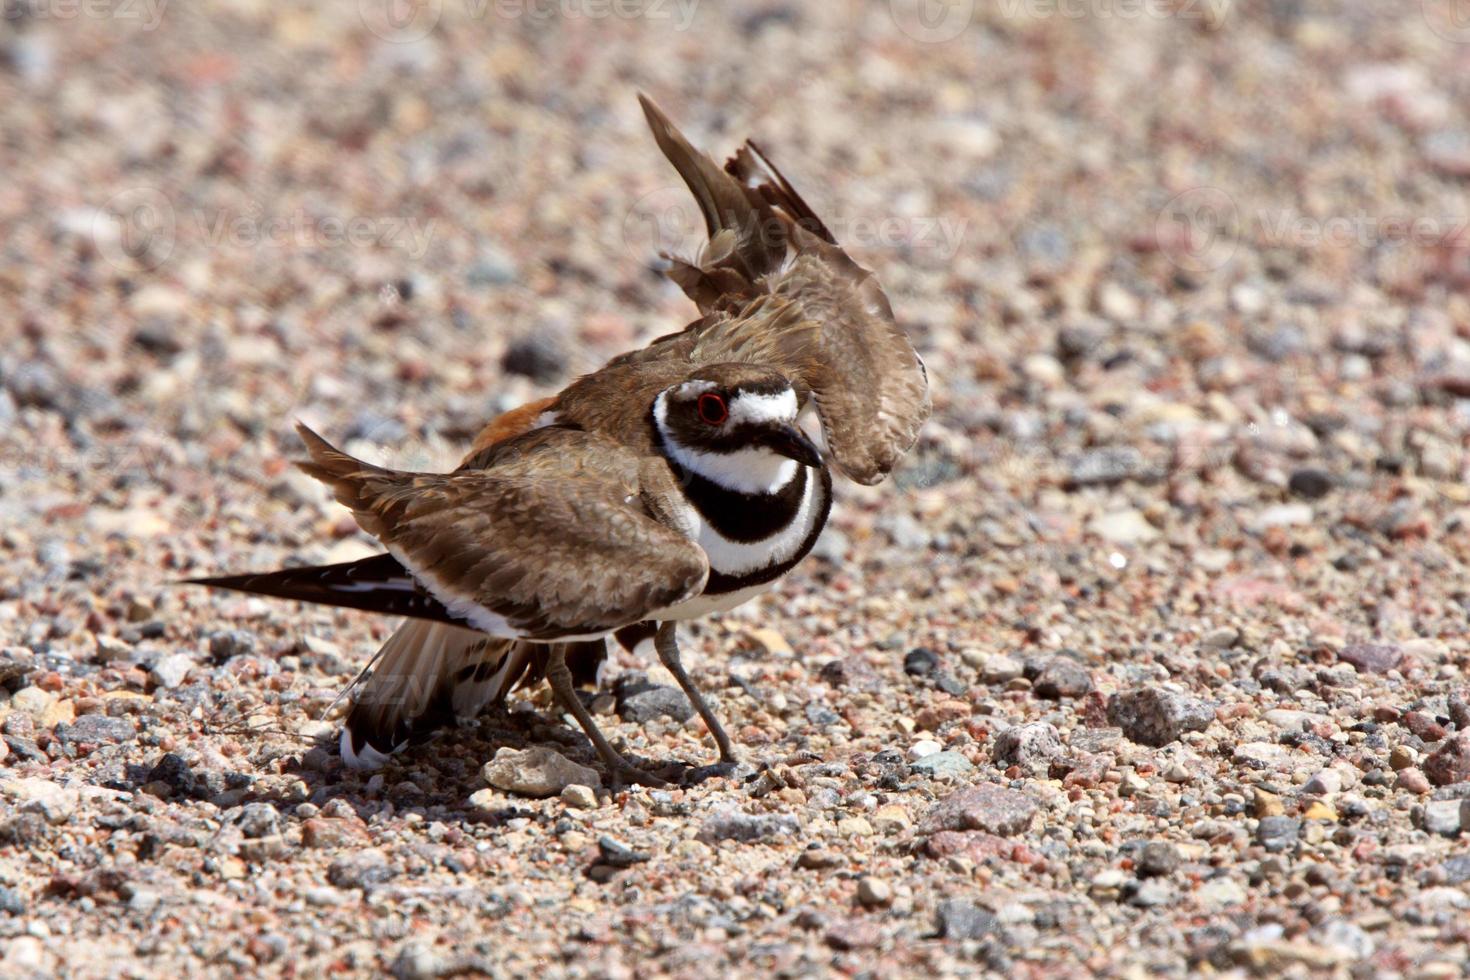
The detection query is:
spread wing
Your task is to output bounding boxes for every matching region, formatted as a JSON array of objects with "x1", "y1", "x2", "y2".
[
  {"x1": 294, "y1": 423, "x2": 709, "y2": 641},
  {"x1": 634, "y1": 95, "x2": 931, "y2": 486}
]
